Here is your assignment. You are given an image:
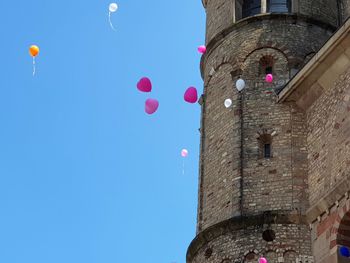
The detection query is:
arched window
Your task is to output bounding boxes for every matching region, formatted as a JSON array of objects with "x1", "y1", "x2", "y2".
[
  {"x1": 242, "y1": 0, "x2": 262, "y2": 18},
  {"x1": 267, "y1": 0, "x2": 291, "y2": 13}
]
